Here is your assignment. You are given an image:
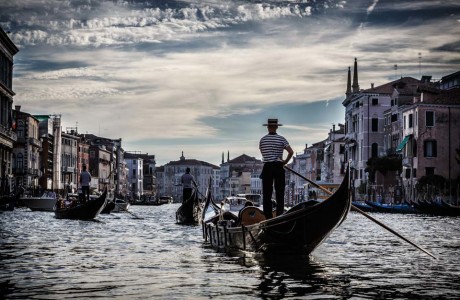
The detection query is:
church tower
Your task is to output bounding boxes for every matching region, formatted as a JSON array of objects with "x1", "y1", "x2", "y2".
[{"x1": 352, "y1": 57, "x2": 360, "y2": 93}]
